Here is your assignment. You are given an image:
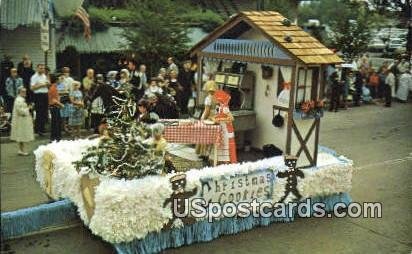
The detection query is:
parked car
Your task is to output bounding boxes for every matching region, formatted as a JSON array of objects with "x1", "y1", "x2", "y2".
[
  {"x1": 368, "y1": 38, "x2": 386, "y2": 52},
  {"x1": 387, "y1": 38, "x2": 406, "y2": 52}
]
